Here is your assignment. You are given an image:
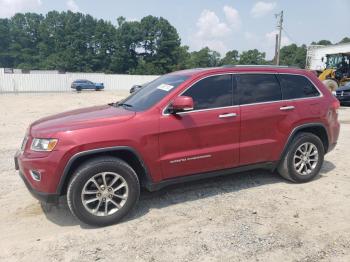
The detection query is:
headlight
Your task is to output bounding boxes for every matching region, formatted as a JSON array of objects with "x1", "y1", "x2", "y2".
[
  {"x1": 332, "y1": 91, "x2": 336, "y2": 96},
  {"x1": 31, "y1": 138, "x2": 58, "y2": 152}
]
